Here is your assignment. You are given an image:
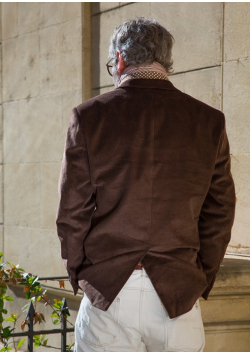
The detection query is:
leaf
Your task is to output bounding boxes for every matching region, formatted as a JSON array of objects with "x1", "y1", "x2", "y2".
[
  {"x1": 23, "y1": 286, "x2": 30, "y2": 293},
  {"x1": 0, "y1": 299, "x2": 4, "y2": 310},
  {"x1": 3, "y1": 326, "x2": 11, "y2": 338},
  {"x1": 33, "y1": 335, "x2": 40, "y2": 340},
  {"x1": 2, "y1": 309, "x2": 7, "y2": 314},
  {"x1": 21, "y1": 319, "x2": 28, "y2": 331},
  {"x1": 53, "y1": 319, "x2": 59, "y2": 325},
  {"x1": 39, "y1": 313, "x2": 45, "y2": 322},
  {"x1": 37, "y1": 296, "x2": 41, "y2": 302},
  {"x1": 43, "y1": 339, "x2": 48, "y2": 346},
  {"x1": 59, "y1": 280, "x2": 65, "y2": 289},
  {"x1": 22, "y1": 303, "x2": 29, "y2": 311},
  {"x1": 50, "y1": 313, "x2": 59, "y2": 318},
  {"x1": 4, "y1": 318, "x2": 14, "y2": 322},
  {"x1": 32, "y1": 276, "x2": 39, "y2": 285},
  {"x1": 25, "y1": 291, "x2": 31, "y2": 299},
  {"x1": 5, "y1": 296, "x2": 14, "y2": 301},
  {"x1": 11, "y1": 312, "x2": 17, "y2": 320},
  {"x1": 0, "y1": 347, "x2": 13, "y2": 352},
  {"x1": 32, "y1": 282, "x2": 40, "y2": 289},
  {"x1": 16, "y1": 338, "x2": 26, "y2": 350}
]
